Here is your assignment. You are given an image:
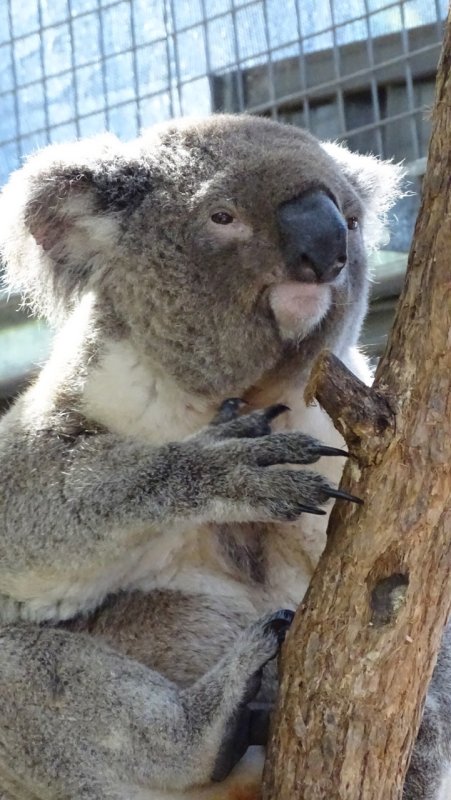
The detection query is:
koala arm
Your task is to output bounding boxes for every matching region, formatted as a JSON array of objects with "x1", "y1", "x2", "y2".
[{"x1": 0, "y1": 402, "x2": 348, "y2": 620}]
